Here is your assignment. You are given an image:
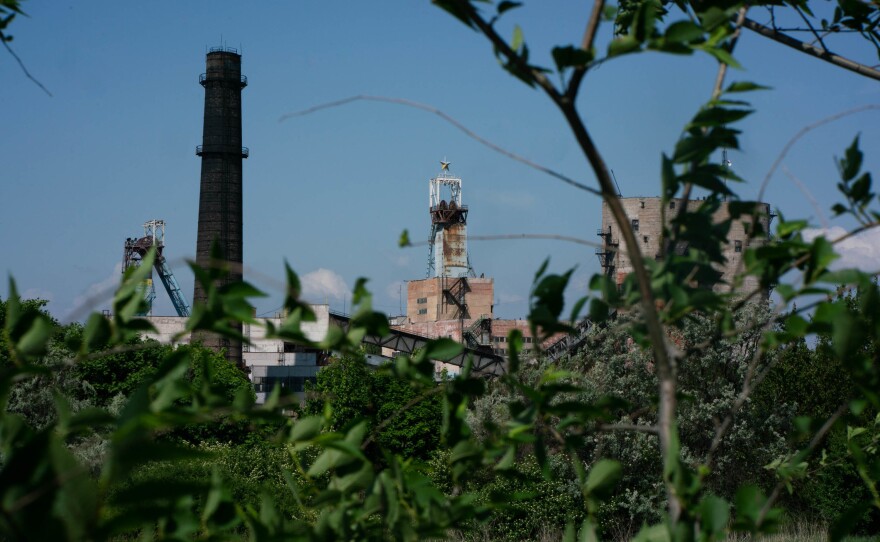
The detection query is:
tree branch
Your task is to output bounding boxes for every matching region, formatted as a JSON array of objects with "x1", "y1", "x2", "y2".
[
  {"x1": 2, "y1": 38, "x2": 52, "y2": 97},
  {"x1": 280, "y1": 95, "x2": 600, "y2": 197},
  {"x1": 567, "y1": 0, "x2": 605, "y2": 101},
  {"x1": 742, "y1": 17, "x2": 880, "y2": 82},
  {"x1": 405, "y1": 233, "x2": 602, "y2": 249},
  {"x1": 443, "y1": 0, "x2": 675, "y2": 520},
  {"x1": 792, "y1": 5, "x2": 828, "y2": 52}
]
